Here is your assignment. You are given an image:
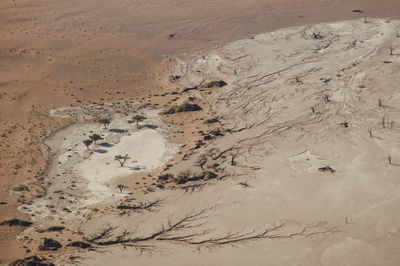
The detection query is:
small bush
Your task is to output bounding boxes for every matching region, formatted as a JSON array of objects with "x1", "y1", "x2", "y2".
[
  {"x1": 39, "y1": 238, "x2": 62, "y2": 251},
  {"x1": 206, "y1": 163, "x2": 220, "y2": 169},
  {"x1": 202, "y1": 80, "x2": 227, "y2": 88},
  {"x1": 318, "y1": 166, "x2": 336, "y2": 173},
  {"x1": 38, "y1": 226, "x2": 65, "y2": 233},
  {"x1": 8, "y1": 256, "x2": 55, "y2": 266},
  {"x1": 160, "y1": 105, "x2": 178, "y2": 115},
  {"x1": 12, "y1": 185, "x2": 29, "y2": 192},
  {"x1": 159, "y1": 173, "x2": 173, "y2": 181},
  {"x1": 0, "y1": 201, "x2": 7, "y2": 205},
  {"x1": 1, "y1": 219, "x2": 32, "y2": 227},
  {"x1": 67, "y1": 241, "x2": 92, "y2": 249},
  {"x1": 204, "y1": 118, "x2": 219, "y2": 124},
  {"x1": 202, "y1": 171, "x2": 218, "y2": 179},
  {"x1": 160, "y1": 102, "x2": 201, "y2": 115}
]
